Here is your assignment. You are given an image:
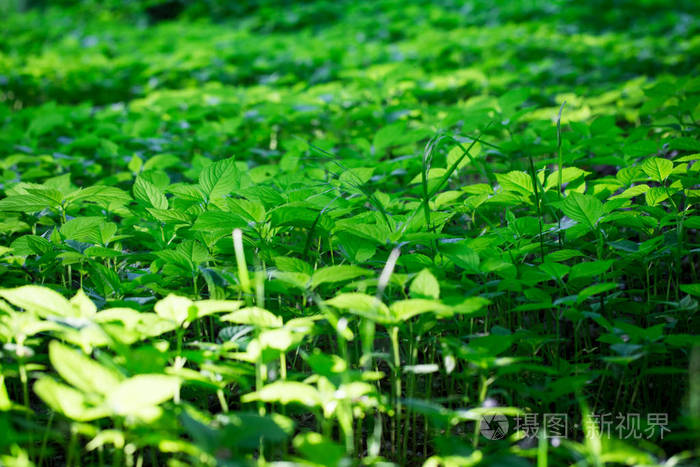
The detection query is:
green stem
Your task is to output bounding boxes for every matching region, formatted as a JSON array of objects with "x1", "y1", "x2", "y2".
[
  {"x1": 37, "y1": 411, "x2": 54, "y2": 467},
  {"x1": 390, "y1": 326, "x2": 402, "y2": 461}
]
